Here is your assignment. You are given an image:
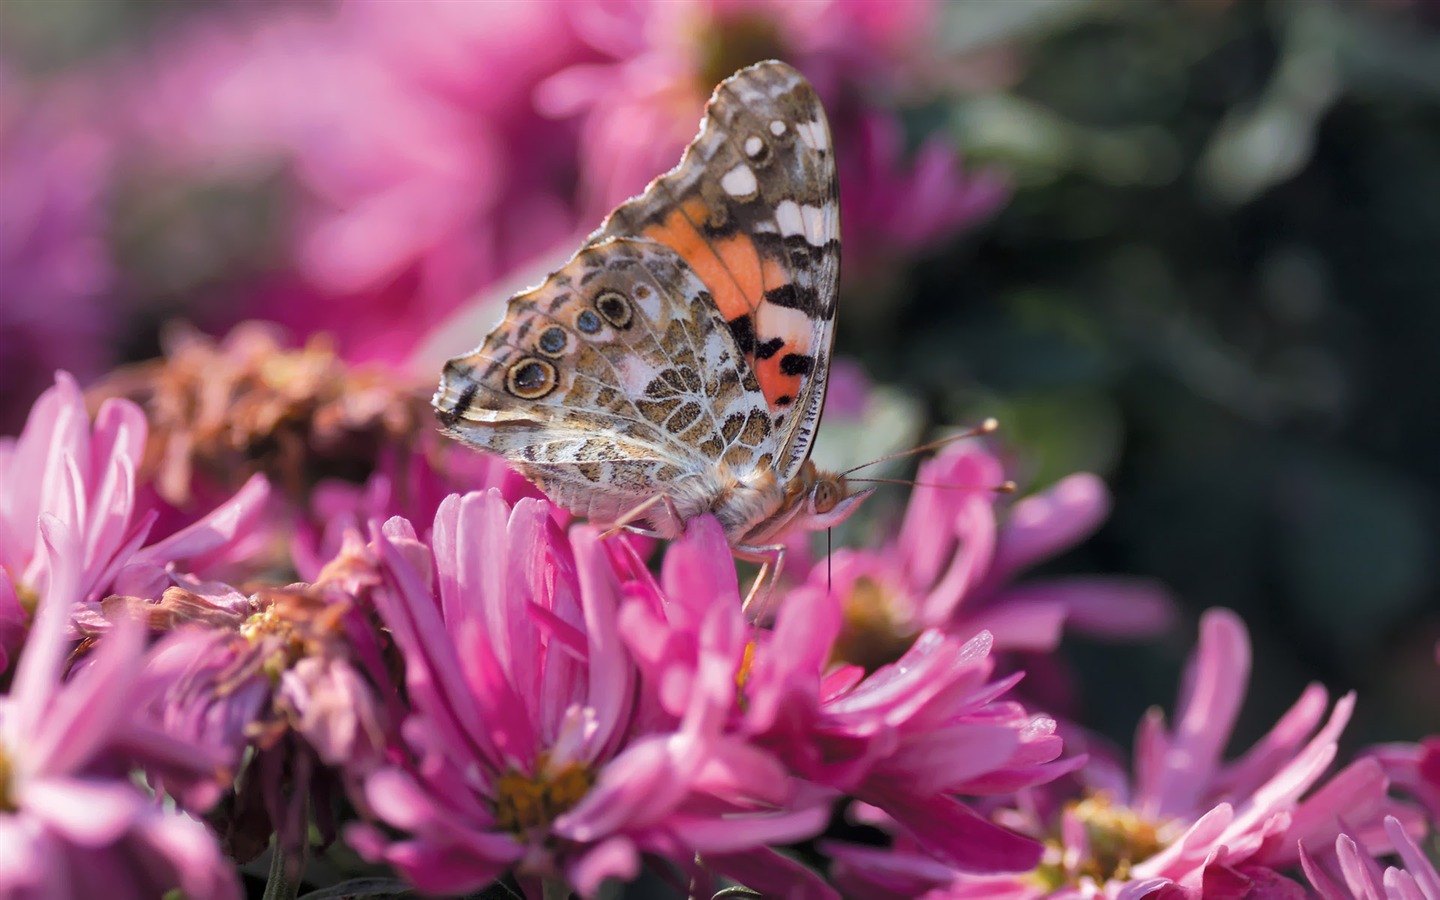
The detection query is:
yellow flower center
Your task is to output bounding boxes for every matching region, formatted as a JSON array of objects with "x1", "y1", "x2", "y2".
[
  {"x1": 830, "y1": 576, "x2": 919, "y2": 673},
  {"x1": 493, "y1": 753, "x2": 595, "y2": 836},
  {"x1": 0, "y1": 744, "x2": 15, "y2": 813},
  {"x1": 1032, "y1": 793, "x2": 1168, "y2": 889},
  {"x1": 238, "y1": 604, "x2": 305, "y2": 683},
  {"x1": 14, "y1": 580, "x2": 40, "y2": 617}
]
